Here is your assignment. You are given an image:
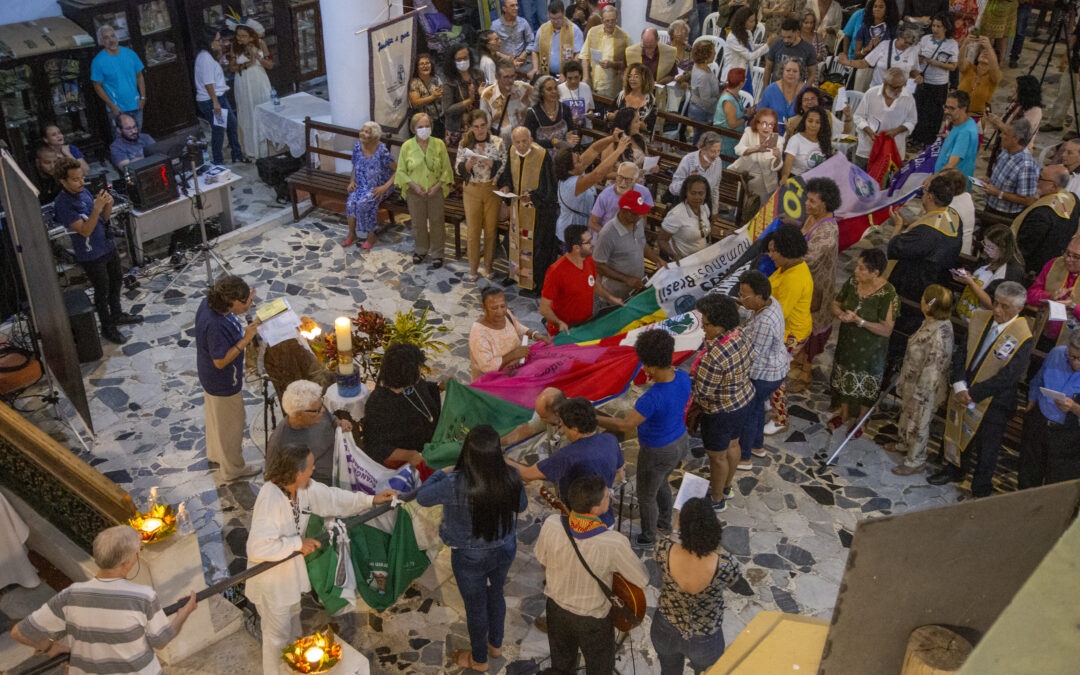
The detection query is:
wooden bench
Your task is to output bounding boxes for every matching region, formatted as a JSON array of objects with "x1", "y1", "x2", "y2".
[{"x1": 286, "y1": 117, "x2": 357, "y2": 222}]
